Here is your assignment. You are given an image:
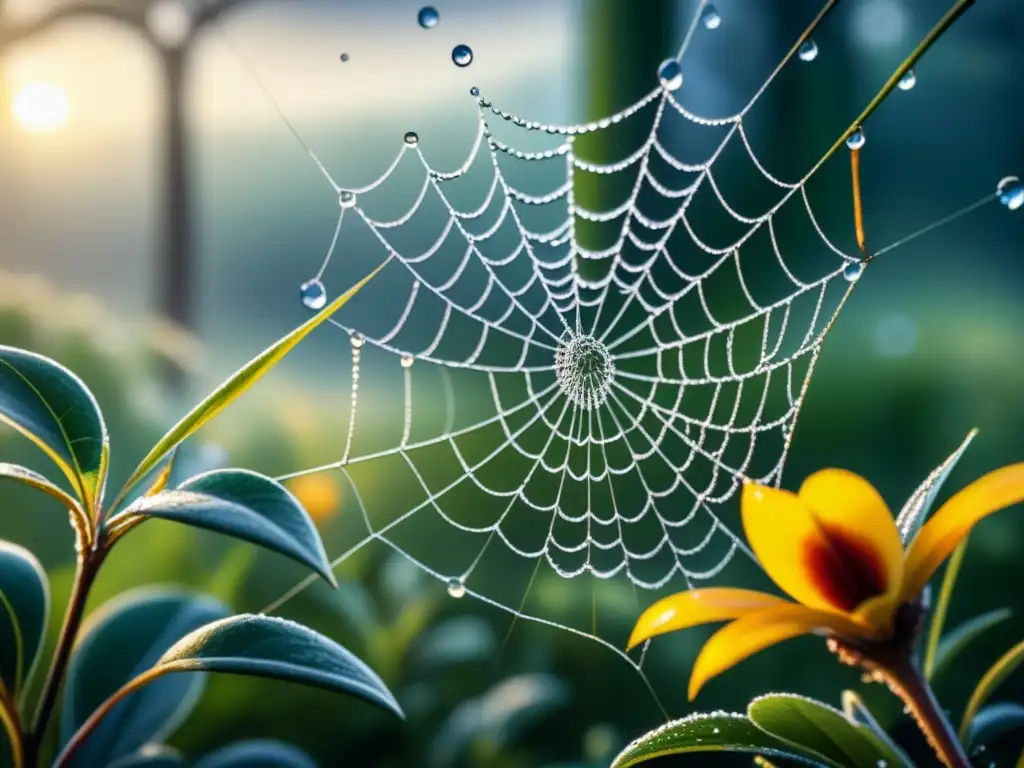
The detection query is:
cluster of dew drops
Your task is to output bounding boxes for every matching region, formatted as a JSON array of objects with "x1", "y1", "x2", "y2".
[{"x1": 302, "y1": 2, "x2": 1024, "y2": 406}]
